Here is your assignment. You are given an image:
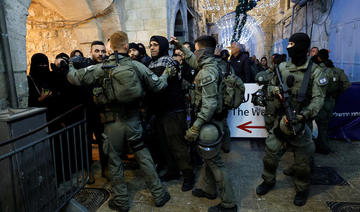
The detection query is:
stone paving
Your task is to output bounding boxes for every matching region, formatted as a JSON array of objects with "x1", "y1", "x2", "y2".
[{"x1": 87, "y1": 139, "x2": 360, "y2": 212}]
